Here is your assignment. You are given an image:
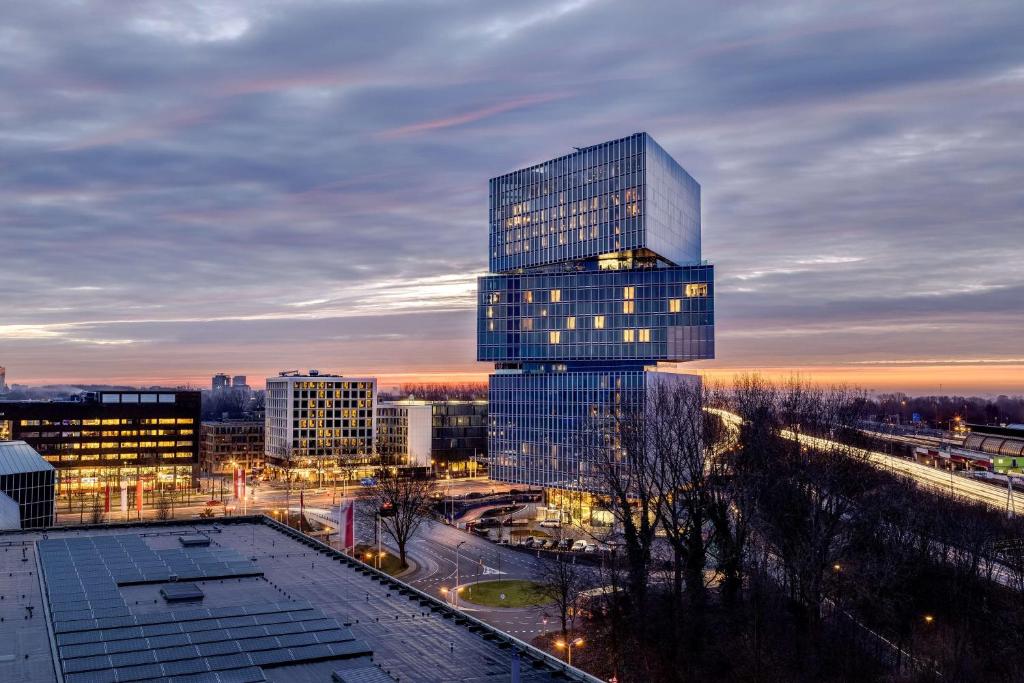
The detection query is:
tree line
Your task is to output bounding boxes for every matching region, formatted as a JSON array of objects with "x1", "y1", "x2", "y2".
[{"x1": 557, "y1": 375, "x2": 1024, "y2": 682}]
